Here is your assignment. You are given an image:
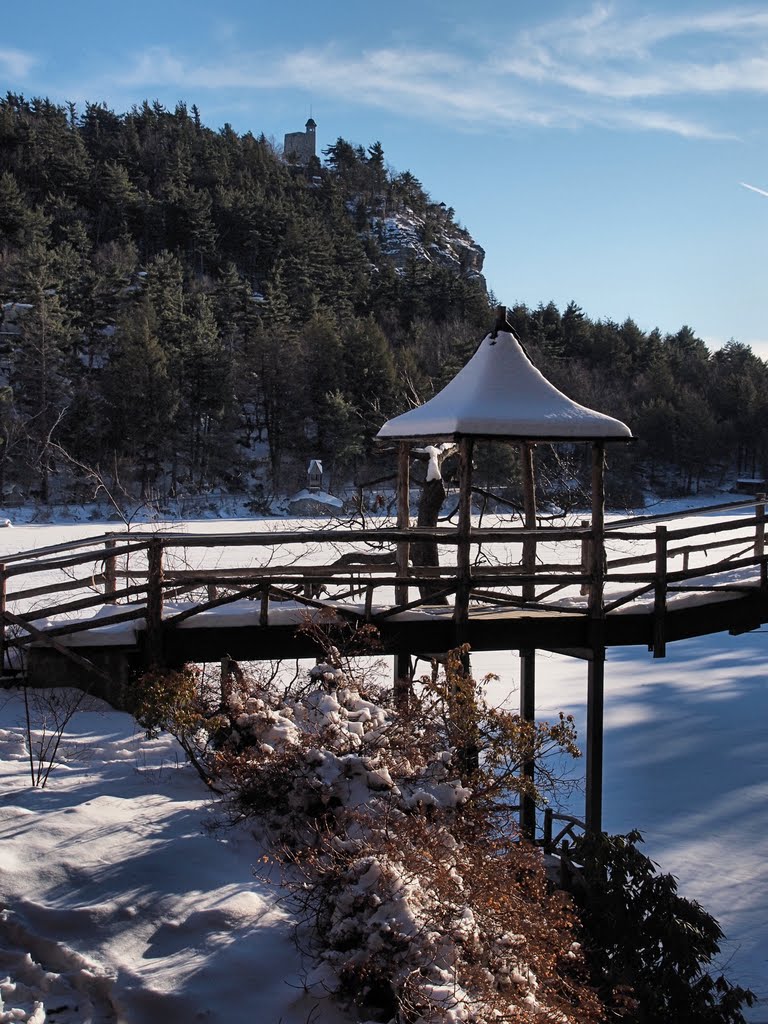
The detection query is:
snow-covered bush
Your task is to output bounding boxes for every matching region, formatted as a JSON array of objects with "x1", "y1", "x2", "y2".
[{"x1": 197, "y1": 646, "x2": 601, "y2": 1022}]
